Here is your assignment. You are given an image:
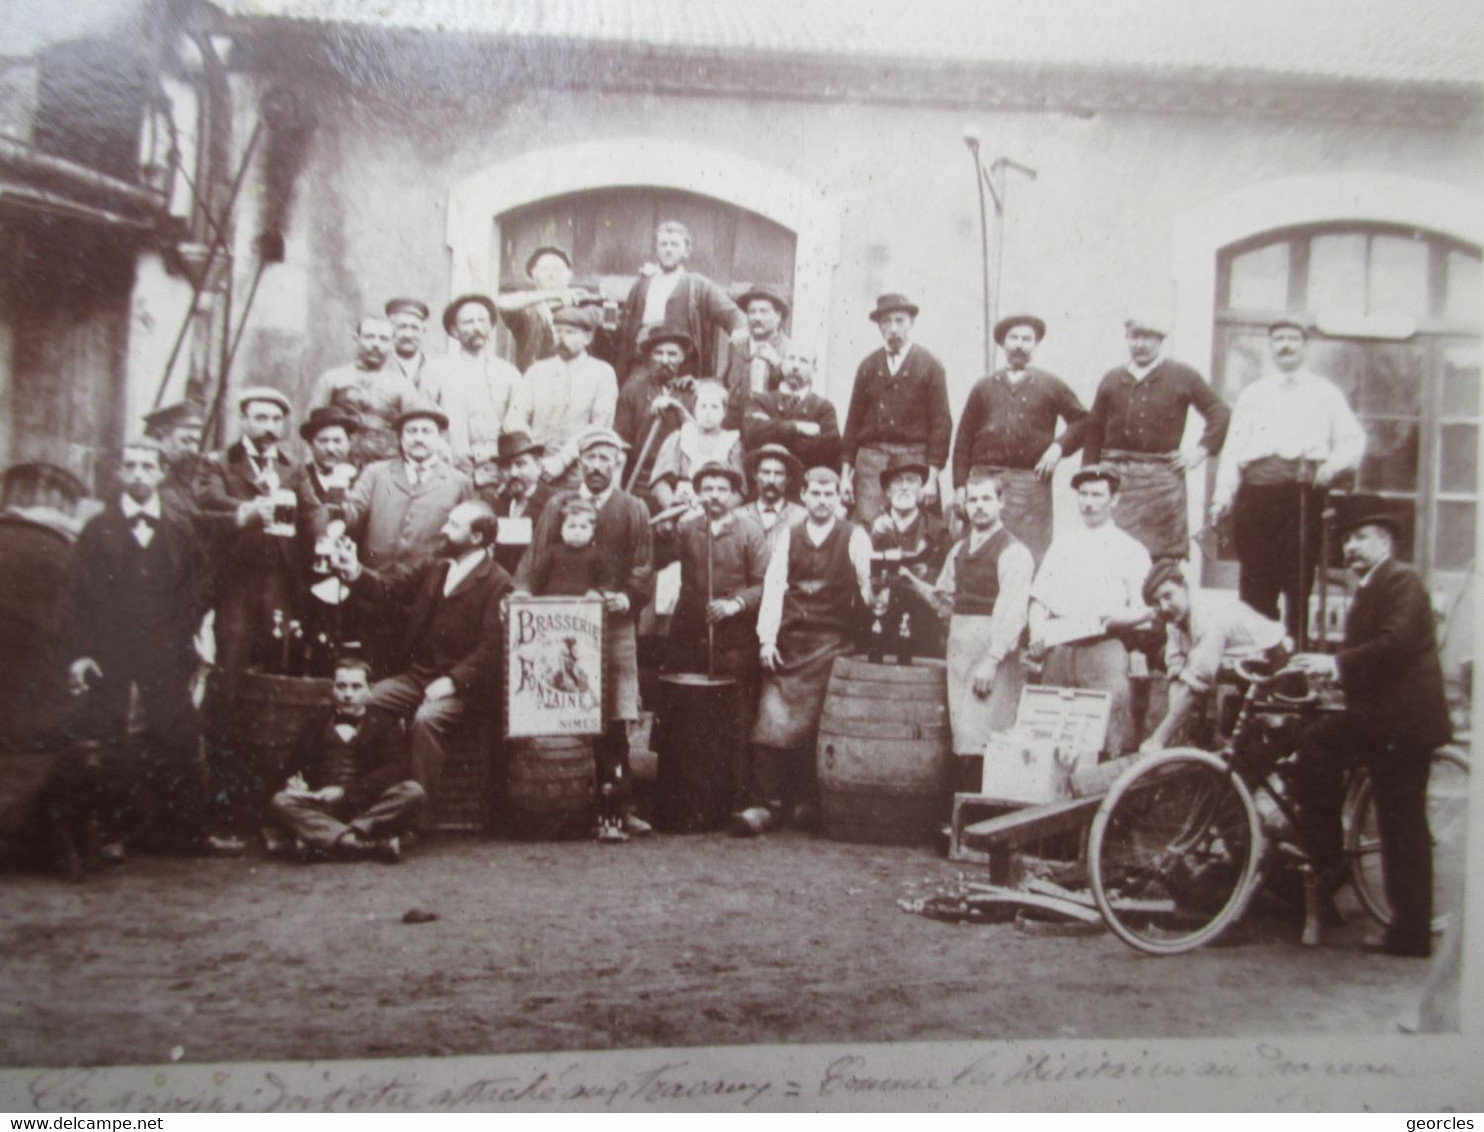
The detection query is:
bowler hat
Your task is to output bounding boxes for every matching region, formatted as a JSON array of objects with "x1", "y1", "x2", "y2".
[
  {"x1": 744, "y1": 443, "x2": 804, "y2": 484},
  {"x1": 878, "y1": 452, "x2": 932, "y2": 489},
  {"x1": 299, "y1": 406, "x2": 359, "y2": 441},
  {"x1": 525, "y1": 245, "x2": 572, "y2": 276},
  {"x1": 142, "y1": 399, "x2": 207, "y2": 435},
  {"x1": 576, "y1": 426, "x2": 630, "y2": 454},
  {"x1": 1070, "y1": 463, "x2": 1122, "y2": 492},
  {"x1": 495, "y1": 431, "x2": 545, "y2": 464},
  {"x1": 394, "y1": 402, "x2": 450, "y2": 432},
  {"x1": 642, "y1": 327, "x2": 696, "y2": 357},
  {"x1": 442, "y1": 293, "x2": 499, "y2": 335},
  {"x1": 552, "y1": 305, "x2": 600, "y2": 332},
  {"x1": 994, "y1": 314, "x2": 1046, "y2": 346},
  {"x1": 868, "y1": 293, "x2": 919, "y2": 322},
  {"x1": 691, "y1": 461, "x2": 745, "y2": 494},
  {"x1": 385, "y1": 297, "x2": 429, "y2": 320},
  {"x1": 1, "y1": 461, "x2": 89, "y2": 514},
  {"x1": 237, "y1": 386, "x2": 293, "y2": 416},
  {"x1": 736, "y1": 284, "x2": 790, "y2": 319},
  {"x1": 1333, "y1": 494, "x2": 1405, "y2": 542}
]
